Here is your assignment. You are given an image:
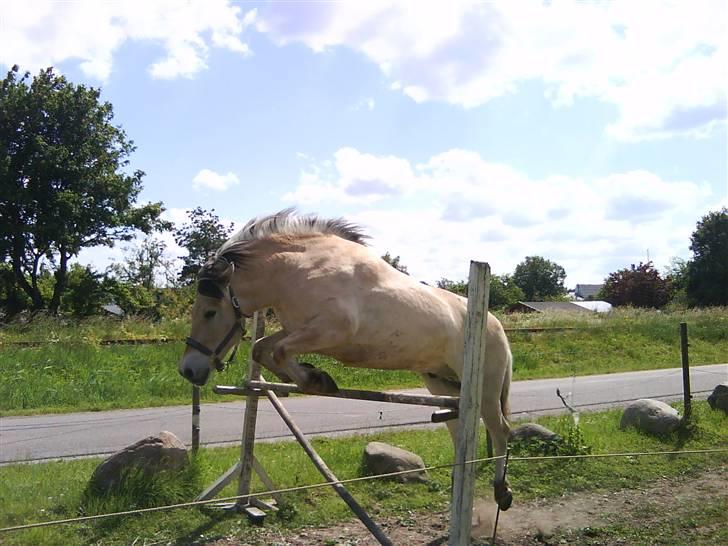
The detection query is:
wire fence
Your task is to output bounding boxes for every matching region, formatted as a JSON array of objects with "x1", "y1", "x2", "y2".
[{"x1": 1, "y1": 447, "x2": 726, "y2": 534}]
